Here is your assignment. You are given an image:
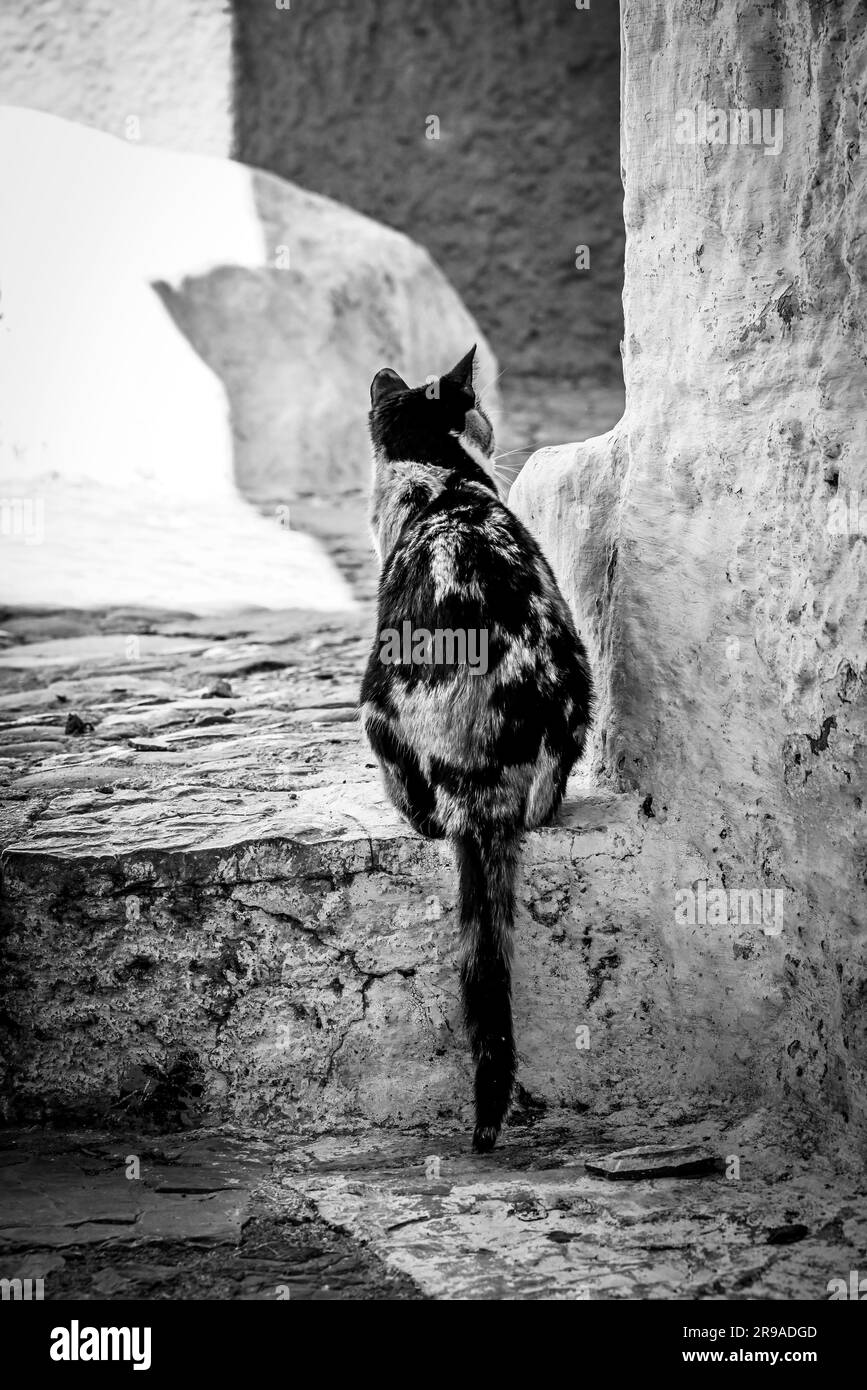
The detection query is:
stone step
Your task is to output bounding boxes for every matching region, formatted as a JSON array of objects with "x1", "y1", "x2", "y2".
[
  {"x1": 2, "y1": 747, "x2": 648, "y2": 1130},
  {"x1": 0, "y1": 505, "x2": 796, "y2": 1141},
  {"x1": 1, "y1": 731, "x2": 788, "y2": 1141}
]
